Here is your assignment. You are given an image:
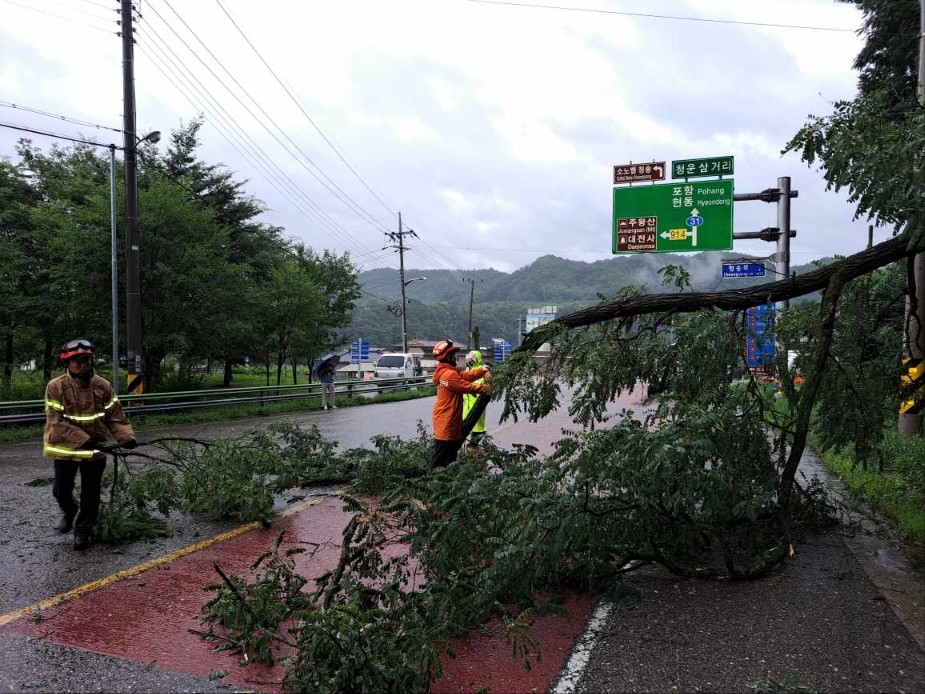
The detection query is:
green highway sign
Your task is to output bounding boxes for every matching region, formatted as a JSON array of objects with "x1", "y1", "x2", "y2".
[
  {"x1": 671, "y1": 156, "x2": 734, "y2": 179},
  {"x1": 612, "y1": 180, "x2": 734, "y2": 253}
]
